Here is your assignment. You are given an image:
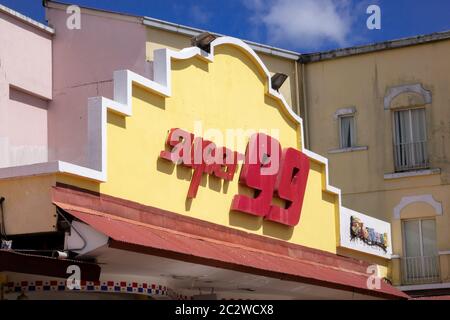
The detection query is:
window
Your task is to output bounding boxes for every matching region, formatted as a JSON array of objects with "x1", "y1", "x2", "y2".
[
  {"x1": 393, "y1": 108, "x2": 428, "y2": 171},
  {"x1": 402, "y1": 219, "x2": 439, "y2": 284},
  {"x1": 339, "y1": 115, "x2": 355, "y2": 149}
]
